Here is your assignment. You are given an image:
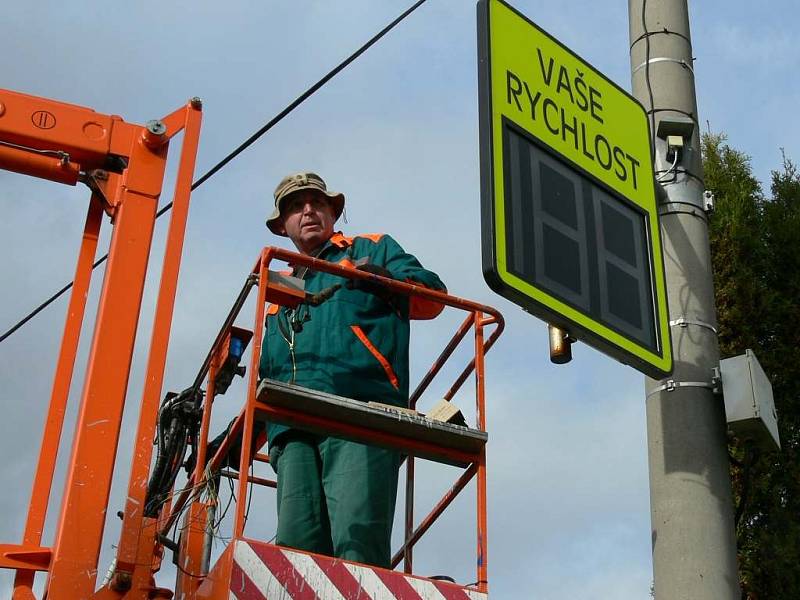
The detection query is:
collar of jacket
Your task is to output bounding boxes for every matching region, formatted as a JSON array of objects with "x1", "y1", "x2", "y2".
[
  {"x1": 329, "y1": 231, "x2": 353, "y2": 248},
  {"x1": 286, "y1": 231, "x2": 352, "y2": 271}
]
